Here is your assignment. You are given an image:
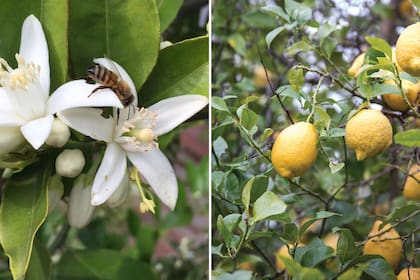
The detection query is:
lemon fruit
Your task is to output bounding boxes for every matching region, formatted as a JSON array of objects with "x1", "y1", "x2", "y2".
[
  {"x1": 402, "y1": 164, "x2": 420, "y2": 201},
  {"x1": 363, "y1": 220, "x2": 402, "y2": 269},
  {"x1": 396, "y1": 23, "x2": 420, "y2": 77},
  {"x1": 382, "y1": 79, "x2": 420, "y2": 111},
  {"x1": 254, "y1": 65, "x2": 273, "y2": 87},
  {"x1": 348, "y1": 52, "x2": 365, "y2": 77},
  {"x1": 397, "y1": 267, "x2": 420, "y2": 280},
  {"x1": 345, "y1": 109, "x2": 393, "y2": 161},
  {"x1": 323, "y1": 233, "x2": 340, "y2": 272},
  {"x1": 271, "y1": 122, "x2": 318, "y2": 178}
]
